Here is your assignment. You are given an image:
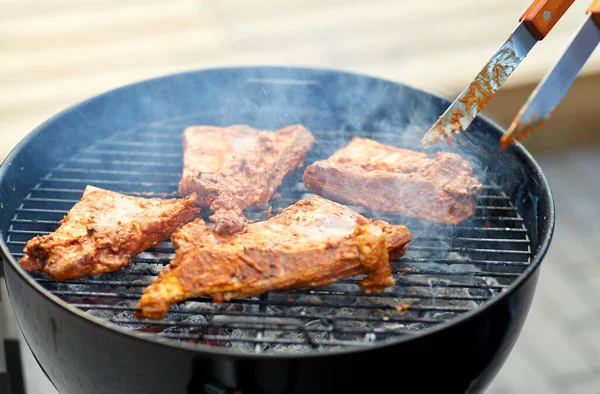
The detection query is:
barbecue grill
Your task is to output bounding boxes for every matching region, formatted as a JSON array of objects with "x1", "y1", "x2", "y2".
[{"x1": 0, "y1": 67, "x2": 554, "y2": 394}]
